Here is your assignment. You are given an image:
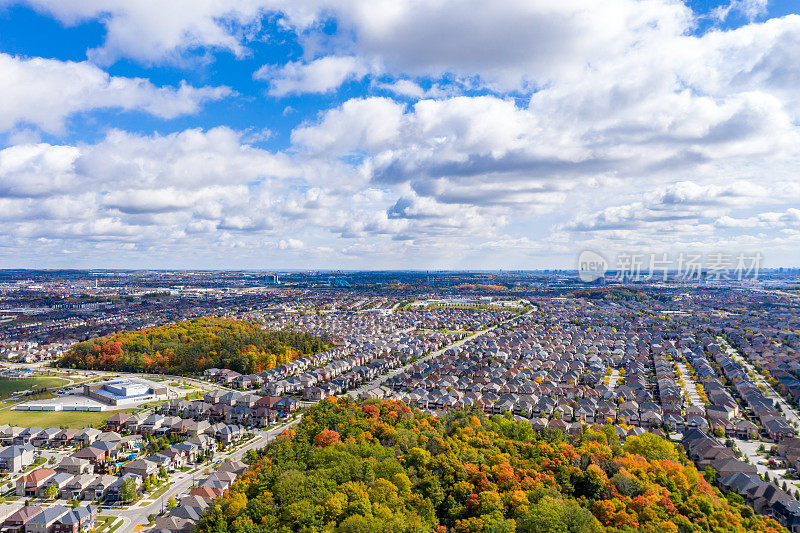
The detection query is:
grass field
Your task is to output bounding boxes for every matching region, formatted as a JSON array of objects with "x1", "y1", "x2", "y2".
[
  {"x1": 0, "y1": 377, "x2": 70, "y2": 400},
  {"x1": 95, "y1": 516, "x2": 124, "y2": 533},
  {"x1": 0, "y1": 408, "x2": 136, "y2": 428}
]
